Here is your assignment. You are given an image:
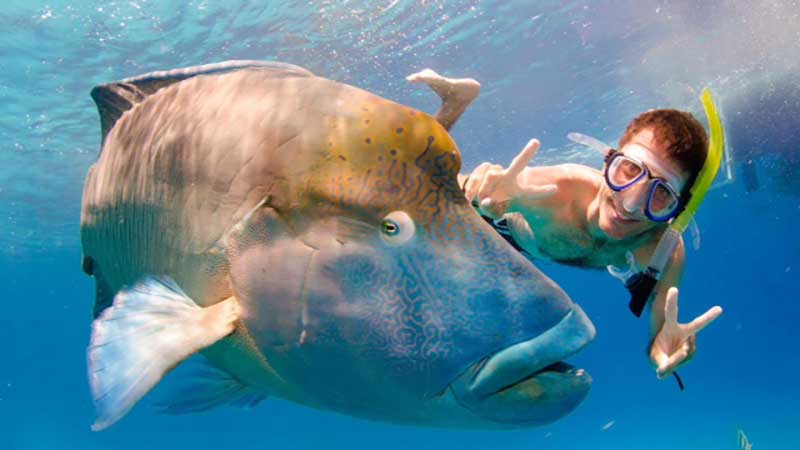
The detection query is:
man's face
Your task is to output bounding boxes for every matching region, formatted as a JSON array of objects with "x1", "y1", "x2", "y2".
[{"x1": 597, "y1": 128, "x2": 690, "y2": 240}]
